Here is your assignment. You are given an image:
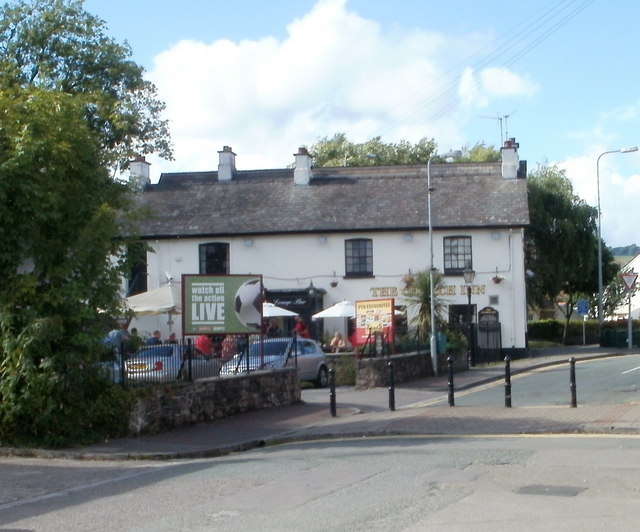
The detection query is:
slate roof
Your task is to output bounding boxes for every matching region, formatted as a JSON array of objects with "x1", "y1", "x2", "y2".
[{"x1": 130, "y1": 162, "x2": 529, "y2": 239}]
